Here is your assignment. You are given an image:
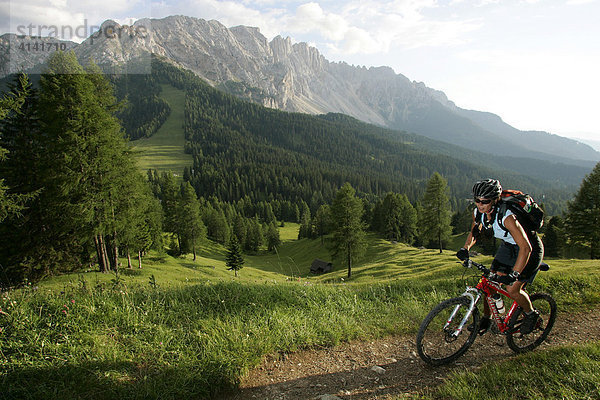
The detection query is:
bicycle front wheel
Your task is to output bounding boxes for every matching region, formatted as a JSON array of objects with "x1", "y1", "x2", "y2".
[
  {"x1": 507, "y1": 292, "x2": 557, "y2": 353},
  {"x1": 416, "y1": 296, "x2": 480, "y2": 366}
]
